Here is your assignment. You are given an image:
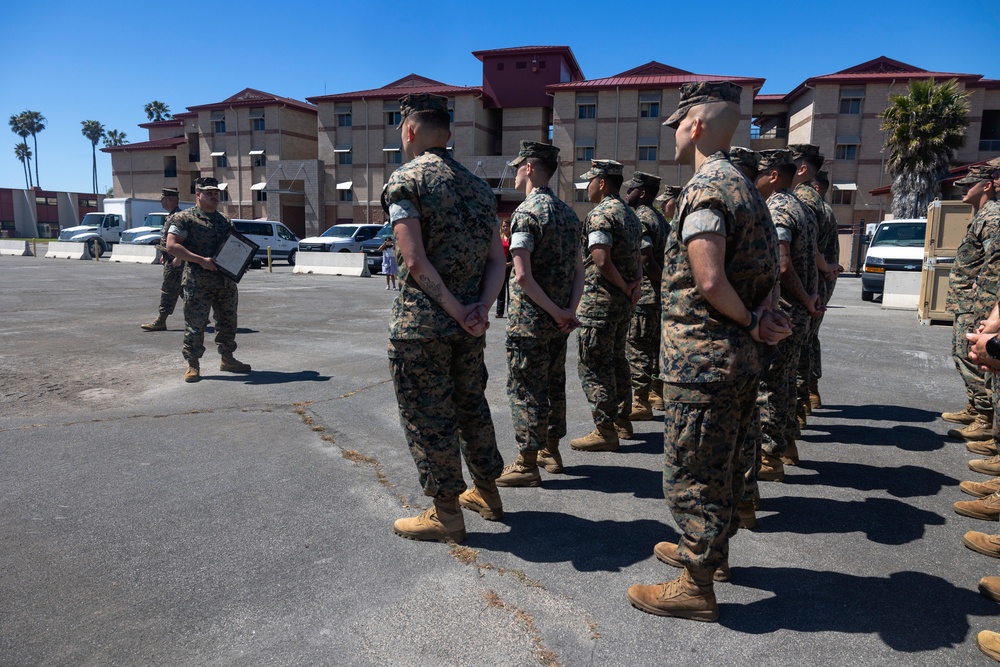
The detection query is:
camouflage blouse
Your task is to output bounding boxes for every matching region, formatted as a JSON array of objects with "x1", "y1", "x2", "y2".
[
  {"x1": 769, "y1": 188, "x2": 818, "y2": 302},
  {"x1": 949, "y1": 199, "x2": 1000, "y2": 315},
  {"x1": 577, "y1": 193, "x2": 641, "y2": 324},
  {"x1": 168, "y1": 206, "x2": 234, "y2": 289},
  {"x1": 634, "y1": 204, "x2": 669, "y2": 308}
]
